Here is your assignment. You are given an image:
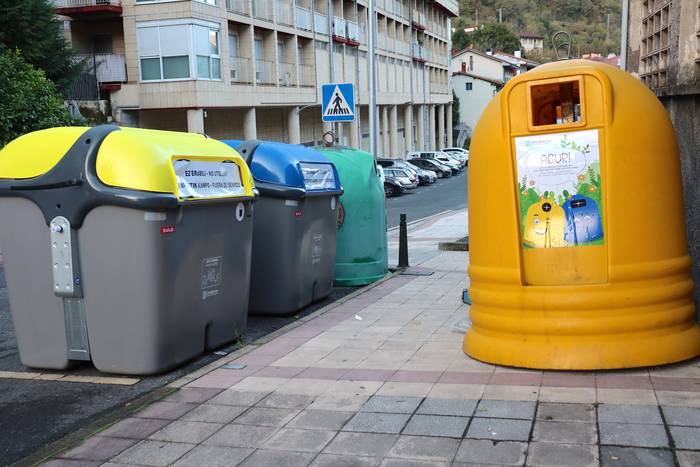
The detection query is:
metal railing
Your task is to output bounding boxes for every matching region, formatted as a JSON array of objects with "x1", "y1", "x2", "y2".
[
  {"x1": 298, "y1": 63, "x2": 314, "y2": 86},
  {"x1": 313, "y1": 12, "x2": 328, "y2": 35},
  {"x1": 411, "y1": 43, "x2": 425, "y2": 59},
  {"x1": 252, "y1": 0, "x2": 272, "y2": 21},
  {"x1": 278, "y1": 61, "x2": 294, "y2": 86},
  {"x1": 52, "y1": 0, "x2": 121, "y2": 7},
  {"x1": 295, "y1": 5, "x2": 312, "y2": 30},
  {"x1": 412, "y1": 10, "x2": 426, "y2": 26},
  {"x1": 332, "y1": 17, "x2": 346, "y2": 38},
  {"x1": 275, "y1": 0, "x2": 293, "y2": 25},
  {"x1": 75, "y1": 53, "x2": 126, "y2": 83},
  {"x1": 346, "y1": 20, "x2": 359, "y2": 43},
  {"x1": 230, "y1": 56, "x2": 253, "y2": 83},
  {"x1": 226, "y1": 0, "x2": 249, "y2": 15},
  {"x1": 255, "y1": 59, "x2": 275, "y2": 84}
]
